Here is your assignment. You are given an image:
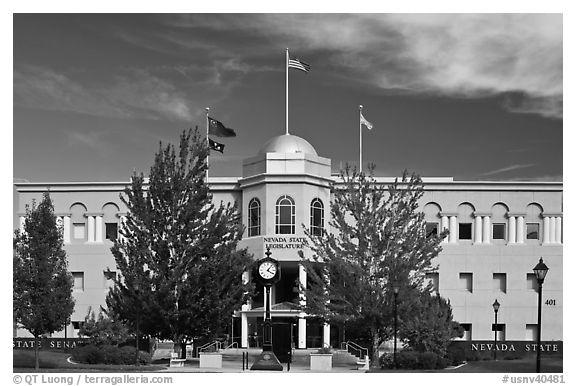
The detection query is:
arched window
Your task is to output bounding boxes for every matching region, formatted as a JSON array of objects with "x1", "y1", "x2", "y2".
[
  {"x1": 276, "y1": 195, "x2": 295, "y2": 234},
  {"x1": 310, "y1": 198, "x2": 324, "y2": 236},
  {"x1": 248, "y1": 198, "x2": 261, "y2": 237}
]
